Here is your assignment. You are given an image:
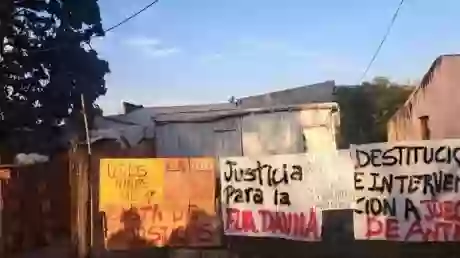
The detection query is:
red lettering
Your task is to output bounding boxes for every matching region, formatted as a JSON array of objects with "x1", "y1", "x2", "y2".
[
  {"x1": 421, "y1": 200, "x2": 460, "y2": 223},
  {"x1": 225, "y1": 208, "x2": 241, "y2": 231},
  {"x1": 138, "y1": 204, "x2": 162, "y2": 223},
  {"x1": 275, "y1": 212, "x2": 292, "y2": 235},
  {"x1": 385, "y1": 218, "x2": 400, "y2": 240},
  {"x1": 304, "y1": 208, "x2": 319, "y2": 240},
  {"x1": 437, "y1": 221, "x2": 453, "y2": 241},
  {"x1": 241, "y1": 210, "x2": 258, "y2": 233},
  {"x1": 258, "y1": 209, "x2": 272, "y2": 232},
  {"x1": 405, "y1": 220, "x2": 425, "y2": 241},
  {"x1": 147, "y1": 226, "x2": 168, "y2": 245},
  {"x1": 441, "y1": 201, "x2": 454, "y2": 221},
  {"x1": 256, "y1": 209, "x2": 318, "y2": 240},
  {"x1": 292, "y1": 212, "x2": 306, "y2": 237},
  {"x1": 365, "y1": 216, "x2": 383, "y2": 238}
]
